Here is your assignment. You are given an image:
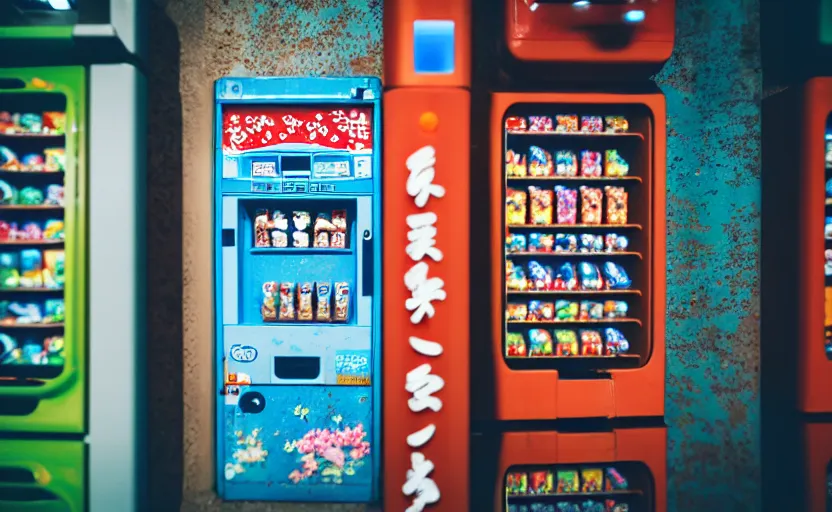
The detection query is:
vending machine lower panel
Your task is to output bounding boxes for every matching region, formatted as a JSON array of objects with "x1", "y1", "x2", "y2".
[
  {"x1": 804, "y1": 422, "x2": 832, "y2": 512},
  {"x1": 0, "y1": 439, "x2": 85, "y2": 512}
]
